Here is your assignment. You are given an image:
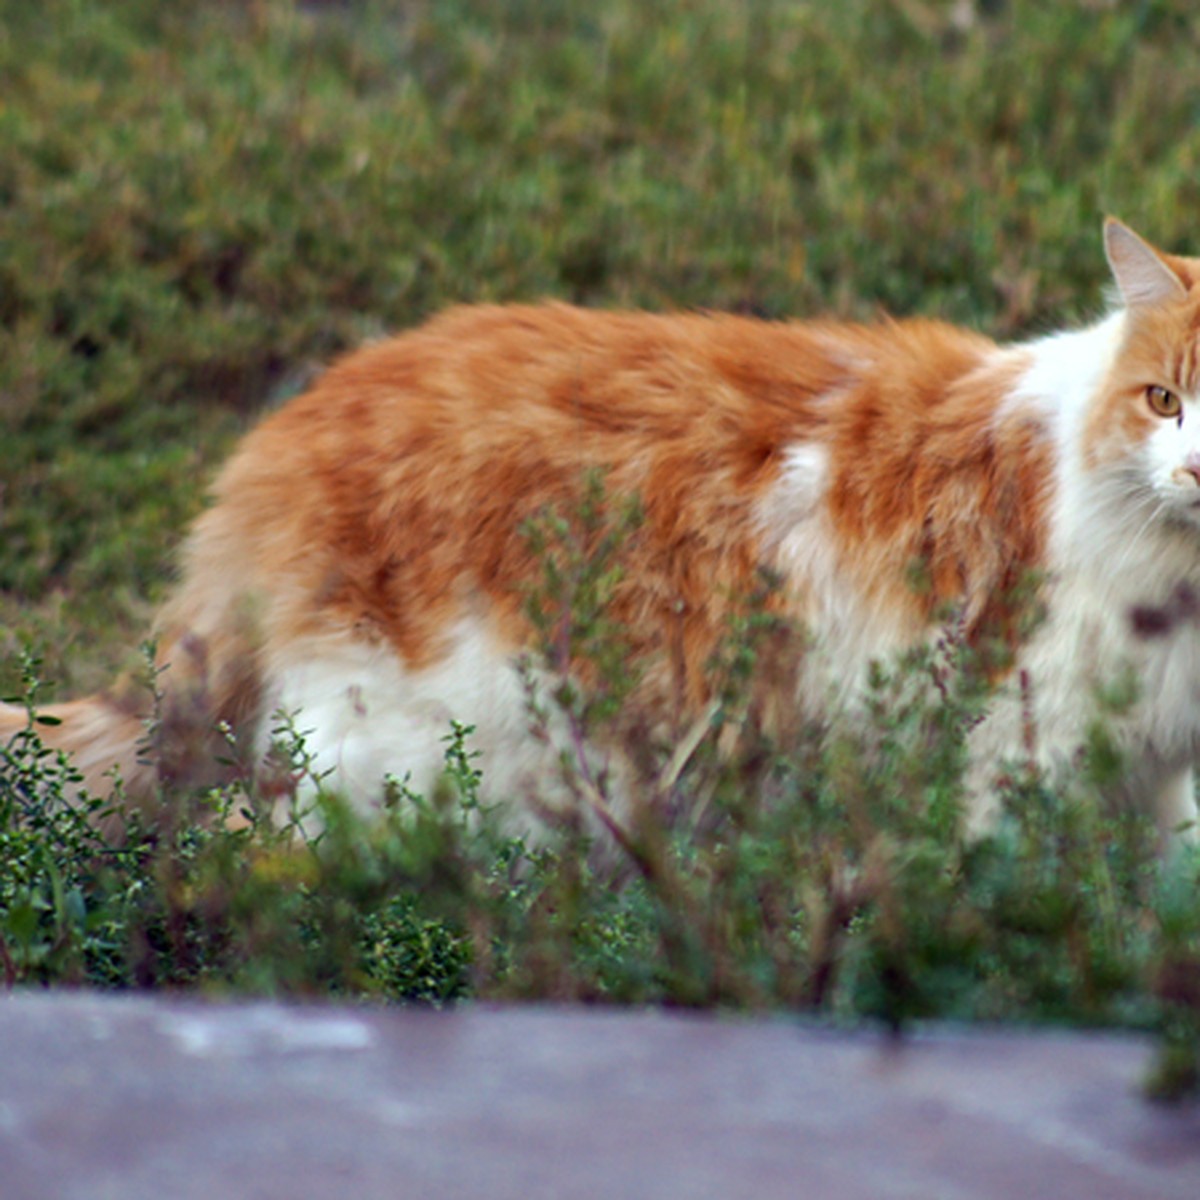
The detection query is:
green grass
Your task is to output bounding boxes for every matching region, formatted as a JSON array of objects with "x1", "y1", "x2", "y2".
[{"x1": 2, "y1": 0, "x2": 1200, "y2": 1095}]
